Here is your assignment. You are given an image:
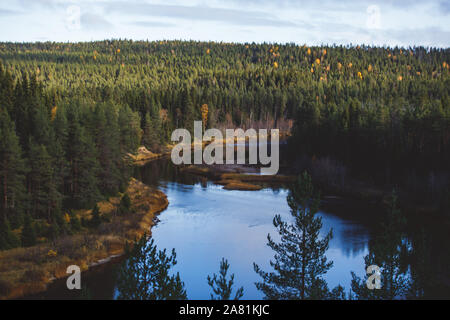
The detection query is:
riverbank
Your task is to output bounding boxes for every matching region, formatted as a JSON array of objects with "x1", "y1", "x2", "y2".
[
  {"x1": 126, "y1": 146, "x2": 170, "y2": 166},
  {"x1": 0, "y1": 178, "x2": 168, "y2": 300},
  {"x1": 180, "y1": 164, "x2": 296, "y2": 190}
]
